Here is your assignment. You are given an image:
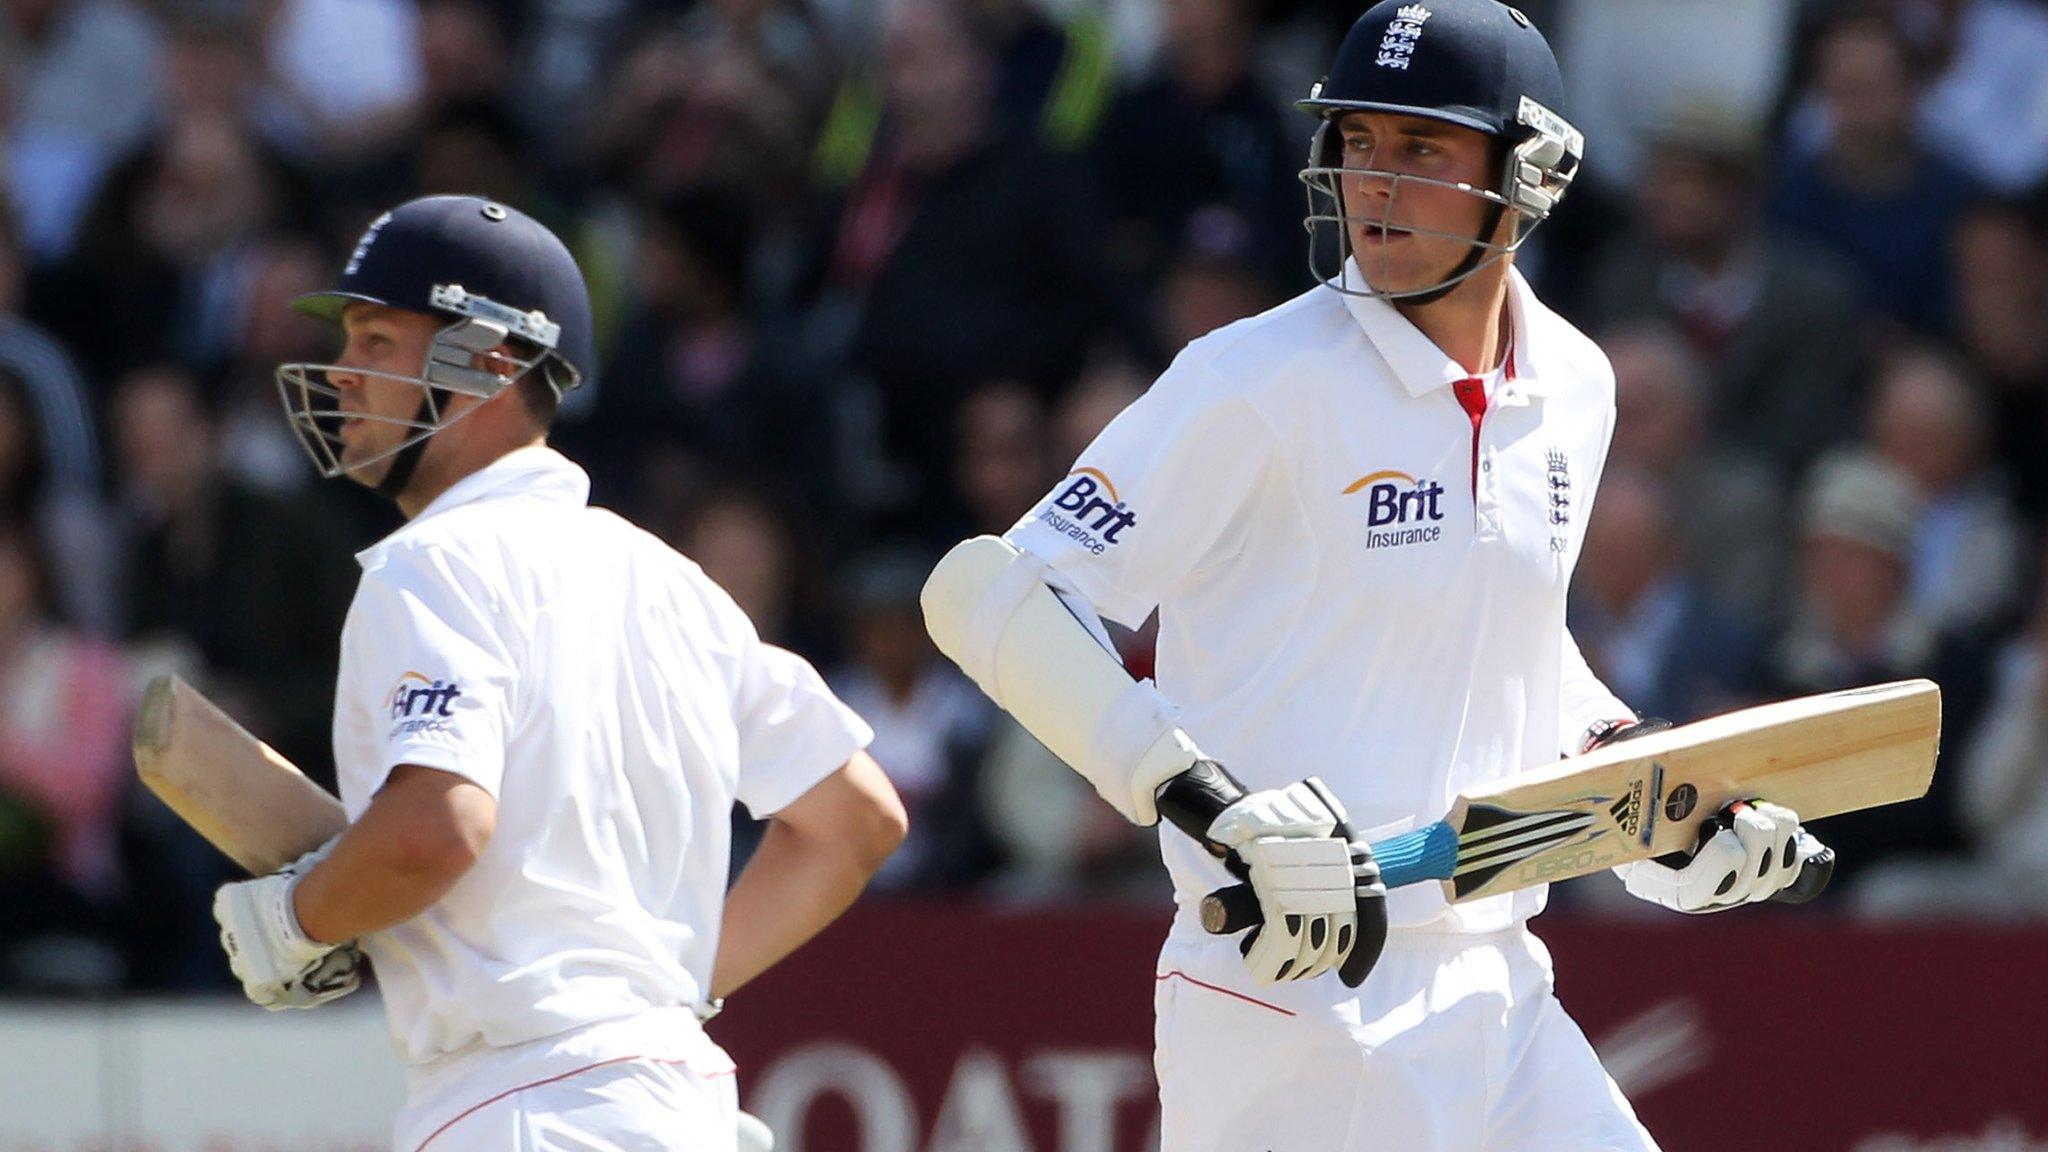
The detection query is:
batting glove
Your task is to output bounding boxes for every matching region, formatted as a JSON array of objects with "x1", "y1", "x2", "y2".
[
  {"x1": 1203, "y1": 778, "x2": 1384, "y2": 985},
  {"x1": 212, "y1": 835, "x2": 363, "y2": 1009},
  {"x1": 1616, "y1": 800, "x2": 1832, "y2": 913}
]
